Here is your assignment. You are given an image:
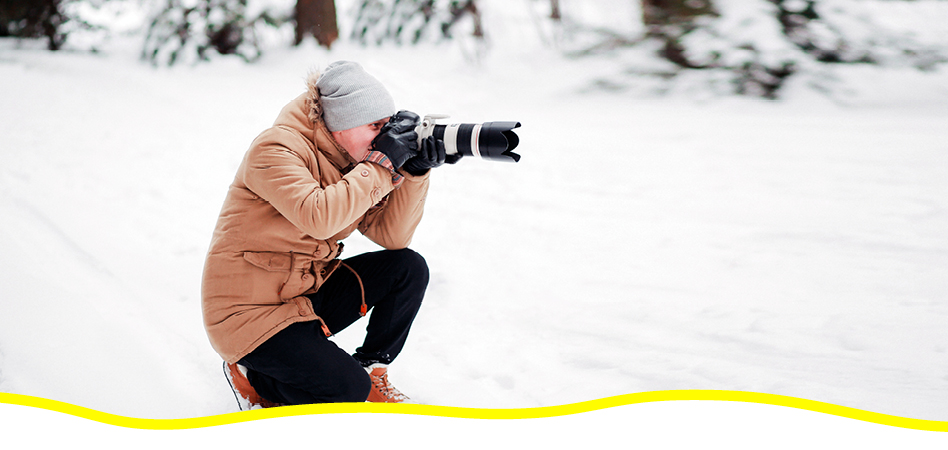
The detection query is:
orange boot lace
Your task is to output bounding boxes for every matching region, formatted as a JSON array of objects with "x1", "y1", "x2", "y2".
[{"x1": 365, "y1": 364, "x2": 409, "y2": 403}]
